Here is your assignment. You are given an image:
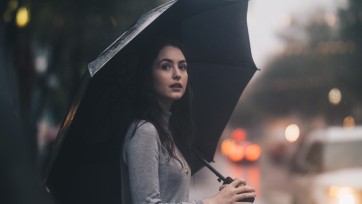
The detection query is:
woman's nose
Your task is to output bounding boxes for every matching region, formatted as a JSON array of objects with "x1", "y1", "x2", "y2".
[{"x1": 172, "y1": 68, "x2": 181, "y2": 80}]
